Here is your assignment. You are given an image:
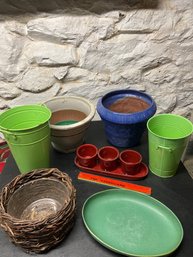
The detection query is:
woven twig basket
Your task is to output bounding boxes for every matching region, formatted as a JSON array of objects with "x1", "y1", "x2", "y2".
[{"x1": 0, "y1": 168, "x2": 76, "y2": 253}]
